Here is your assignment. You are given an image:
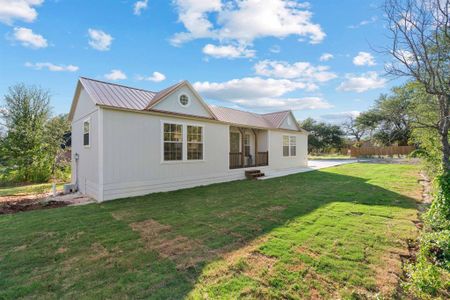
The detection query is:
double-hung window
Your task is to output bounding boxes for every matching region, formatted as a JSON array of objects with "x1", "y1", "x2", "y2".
[
  {"x1": 283, "y1": 135, "x2": 296, "y2": 157},
  {"x1": 187, "y1": 125, "x2": 203, "y2": 160},
  {"x1": 163, "y1": 123, "x2": 183, "y2": 161},
  {"x1": 83, "y1": 120, "x2": 90, "y2": 147},
  {"x1": 290, "y1": 136, "x2": 296, "y2": 156},
  {"x1": 163, "y1": 123, "x2": 204, "y2": 162}
]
